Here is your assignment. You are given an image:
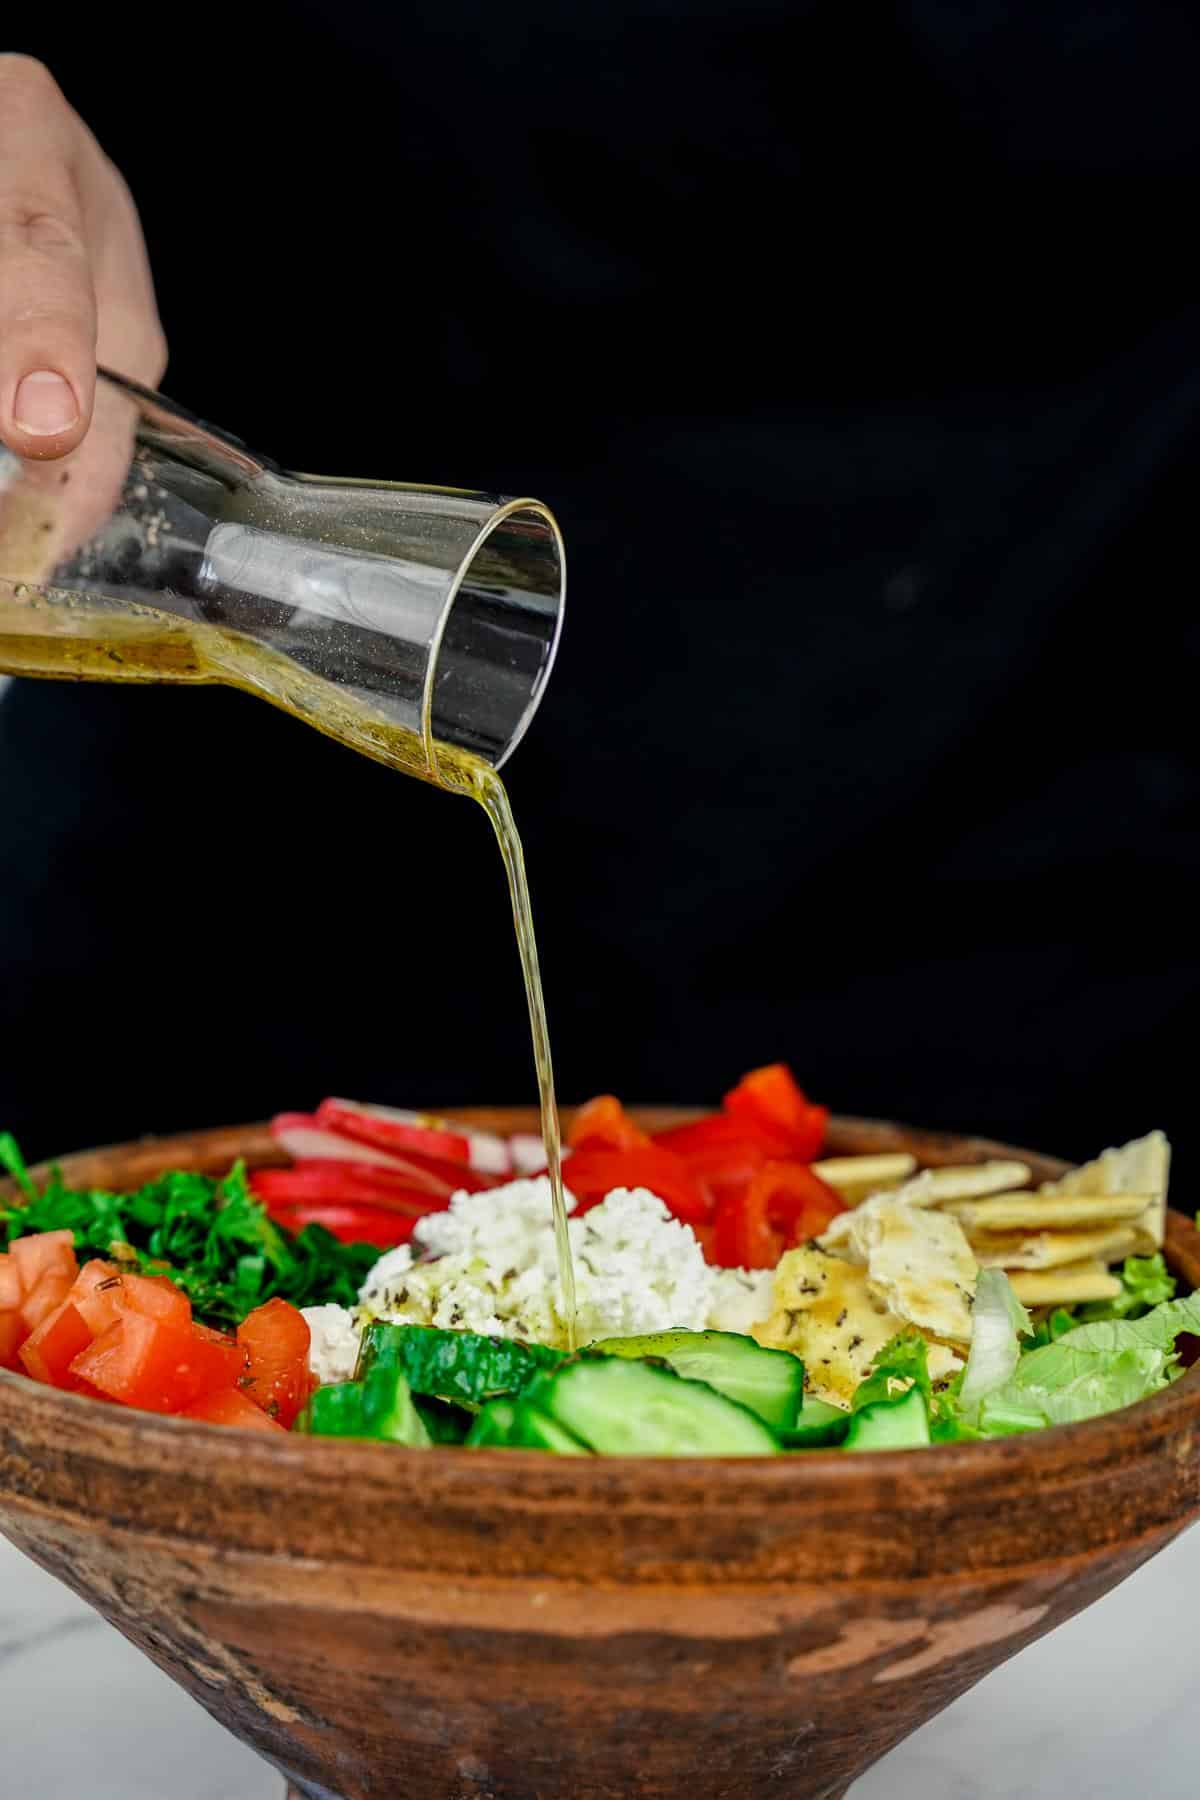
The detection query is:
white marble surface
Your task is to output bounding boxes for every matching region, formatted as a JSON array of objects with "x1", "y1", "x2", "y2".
[{"x1": 0, "y1": 1523, "x2": 1195, "y2": 1798}]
